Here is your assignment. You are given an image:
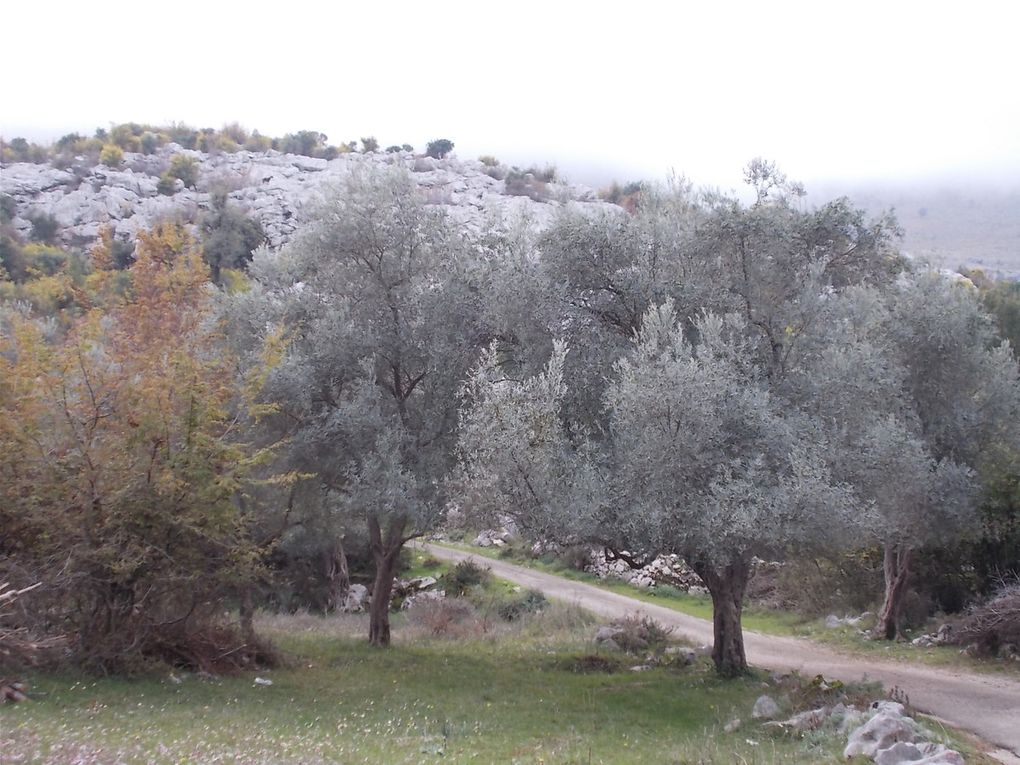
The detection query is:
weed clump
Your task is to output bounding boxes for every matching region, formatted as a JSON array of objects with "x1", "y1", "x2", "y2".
[{"x1": 441, "y1": 559, "x2": 491, "y2": 596}]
